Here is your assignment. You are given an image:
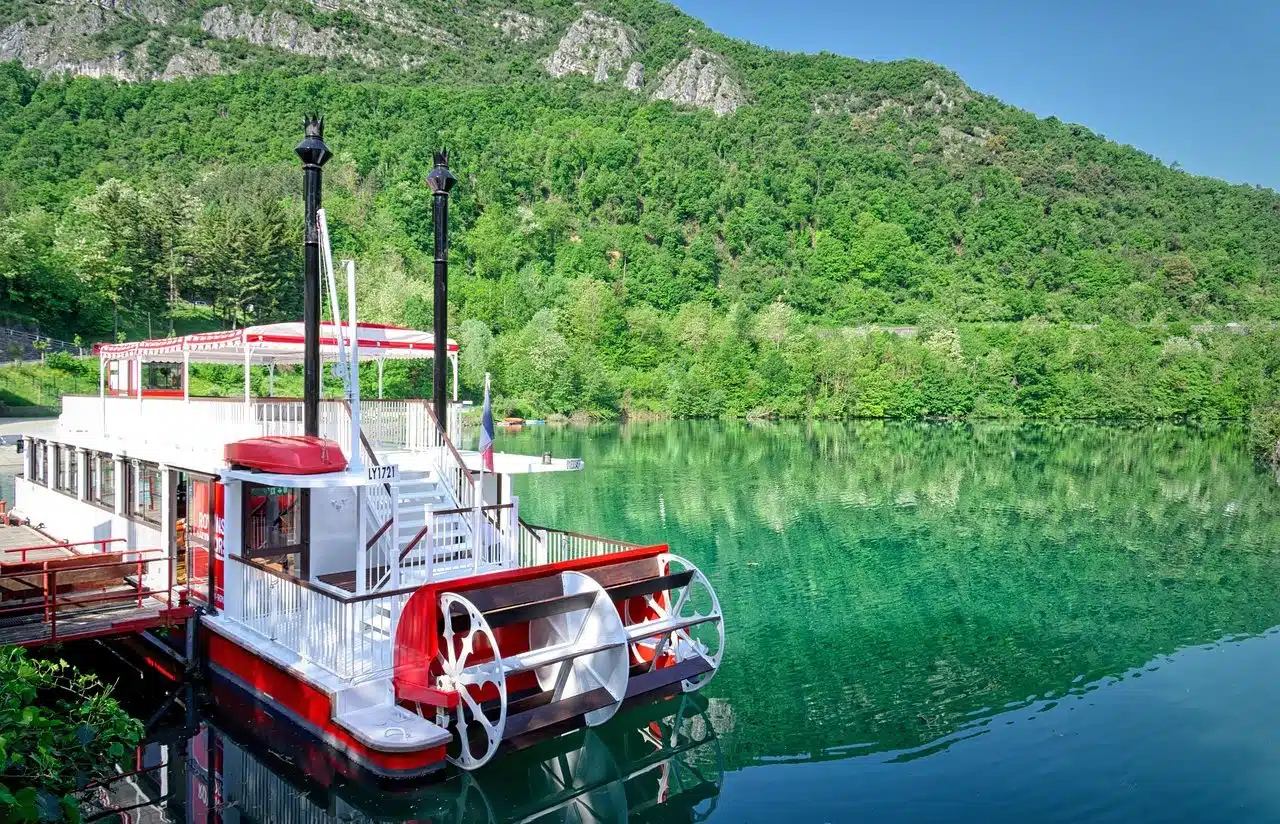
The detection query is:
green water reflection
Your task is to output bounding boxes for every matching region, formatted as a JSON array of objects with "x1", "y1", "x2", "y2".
[{"x1": 503, "y1": 422, "x2": 1280, "y2": 769}]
